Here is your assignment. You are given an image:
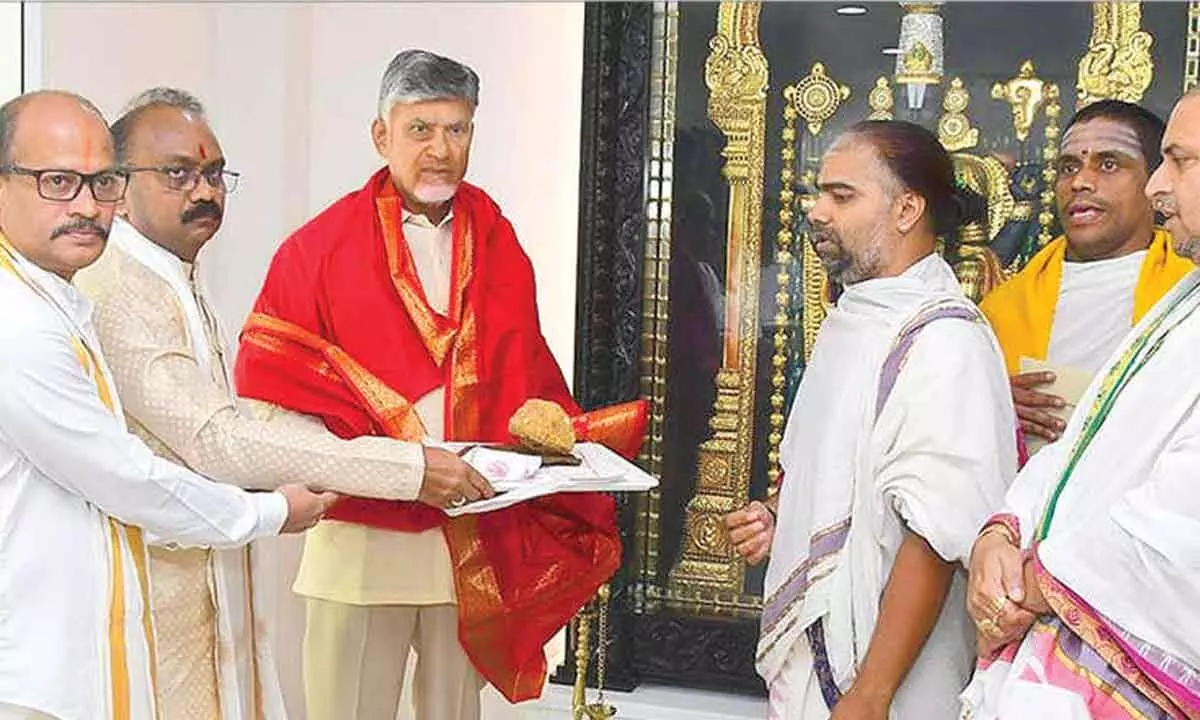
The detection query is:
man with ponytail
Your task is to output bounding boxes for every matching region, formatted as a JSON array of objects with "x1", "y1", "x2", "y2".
[{"x1": 726, "y1": 120, "x2": 1016, "y2": 719}]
